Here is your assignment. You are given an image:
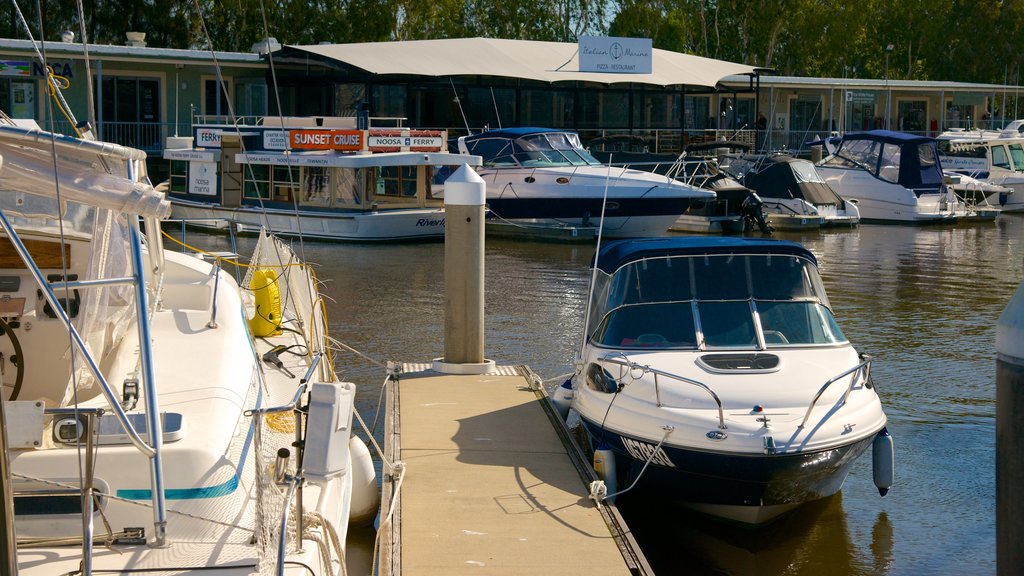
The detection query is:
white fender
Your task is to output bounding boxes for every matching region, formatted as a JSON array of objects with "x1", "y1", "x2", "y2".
[
  {"x1": 349, "y1": 437, "x2": 380, "y2": 525},
  {"x1": 872, "y1": 427, "x2": 895, "y2": 497},
  {"x1": 593, "y1": 441, "x2": 617, "y2": 501},
  {"x1": 550, "y1": 379, "x2": 574, "y2": 421}
]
